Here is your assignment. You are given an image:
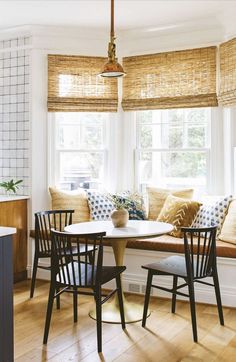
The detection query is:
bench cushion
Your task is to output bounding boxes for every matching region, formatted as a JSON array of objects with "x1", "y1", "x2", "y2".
[
  {"x1": 124, "y1": 235, "x2": 236, "y2": 259},
  {"x1": 30, "y1": 231, "x2": 236, "y2": 259}
]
